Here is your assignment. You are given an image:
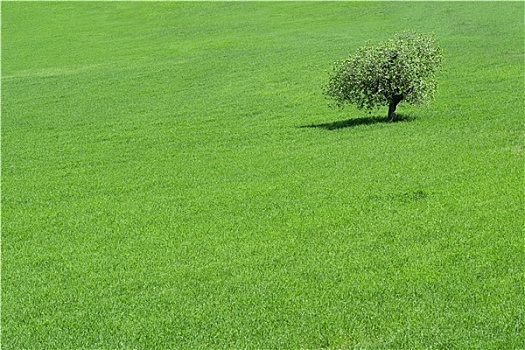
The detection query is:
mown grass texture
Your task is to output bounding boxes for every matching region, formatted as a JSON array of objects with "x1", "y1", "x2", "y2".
[{"x1": 2, "y1": 2, "x2": 524, "y2": 349}]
